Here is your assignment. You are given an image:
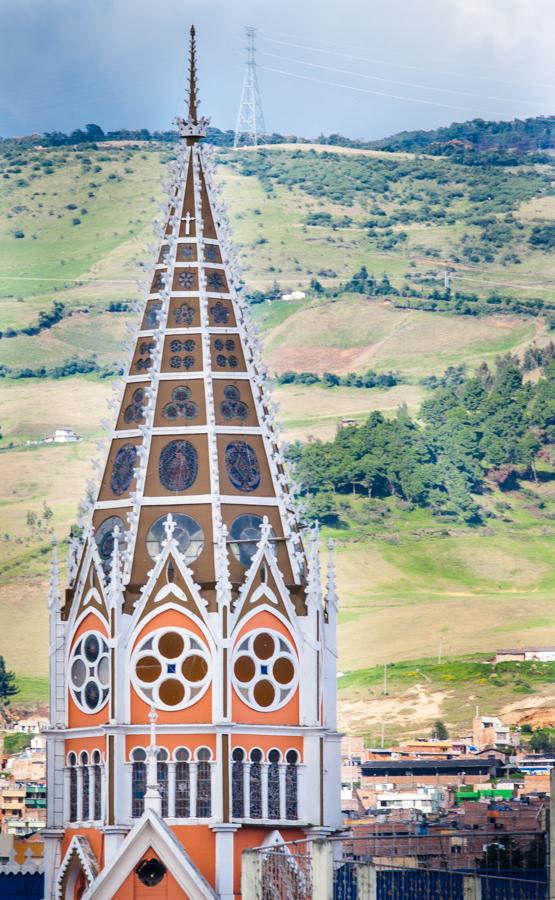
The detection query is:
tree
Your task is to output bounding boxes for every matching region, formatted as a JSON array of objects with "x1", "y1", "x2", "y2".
[
  {"x1": 432, "y1": 719, "x2": 449, "y2": 740},
  {"x1": 0, "y1": 657, "x2": 18, "y2": 705}
]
